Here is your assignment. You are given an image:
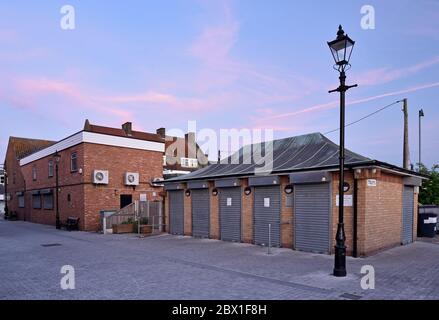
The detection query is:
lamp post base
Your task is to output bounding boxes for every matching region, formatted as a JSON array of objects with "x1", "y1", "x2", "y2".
[
  {"x1": 56, "y1": 220, "x2": 61, "y2": 230},
  {"x1": 333, "y1": 244, "x2": 347, "y2": 277}
]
